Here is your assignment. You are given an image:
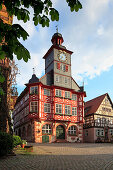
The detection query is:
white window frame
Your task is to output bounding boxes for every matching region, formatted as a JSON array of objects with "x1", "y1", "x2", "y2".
[
  {"x1": 65, "y1": 91, "x2": 70, "y2": 98},
  {"x1": 72, "y1": 94, "x2": 77, "y2": 100},
  {"x1": 56, "y1": 75, "x2": 59, "y2": 82},
  {"x1": 109, "y1": 129, "x2": 113, "y2": 135},
  {"x1": 30, "y1": 86, "x2": 38, "y2": 95},
  {"x1": 68, "y1": 126, "x2": 76, "y2": 135},
  {"x1": 96, "y1": 129, "x2": 104, "y2": 137},
  {"x1": 65, "y1": 105, "x2": 71, "y2": 115},
  {"x1": 56, "y1": 104, "x2": 62, "y2": 114},
  {"x1": 42, "y1": 124, "x2": 52, "y2": 134},
  {"x1": 44, "y1": 88, "x2": 50, "y2": 96},
  {"x1": 55, "y1": 89, "x2": 62, "y2": 97},
  {"x1": 96, "y1": 129, "x2": 100, "y2": 136},
  {"x1": 72, "y1": 107, "x2": 77, "y2": 116},
  {"x1": 30, "y1": 101, "x2": 38, "y2": 112},
  {"x1": 44, "y1": 103, "x2": 50, "y2": 113},
  {"x1": 65, "y1": 77, "x2": 68, "y2": 84}
]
